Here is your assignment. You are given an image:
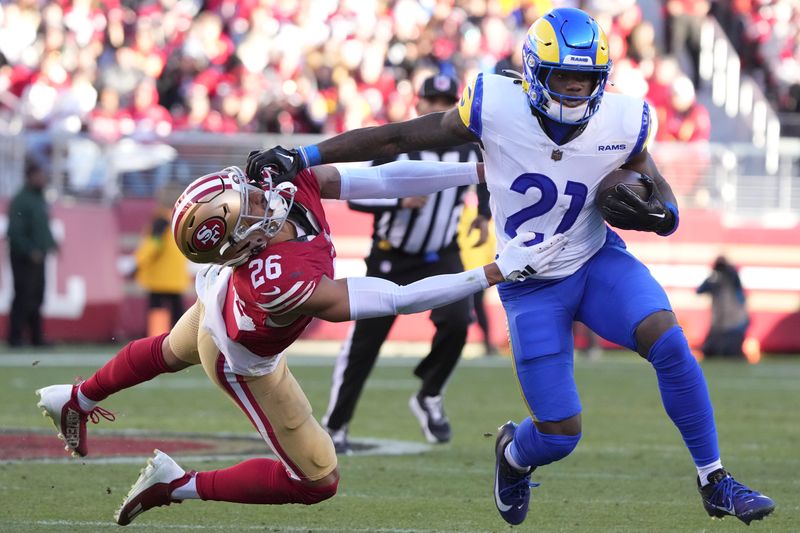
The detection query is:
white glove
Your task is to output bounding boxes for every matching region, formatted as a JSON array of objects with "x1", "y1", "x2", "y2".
[{"x1": 495, "y1": 233, "x2": 568, "y2": 281}]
